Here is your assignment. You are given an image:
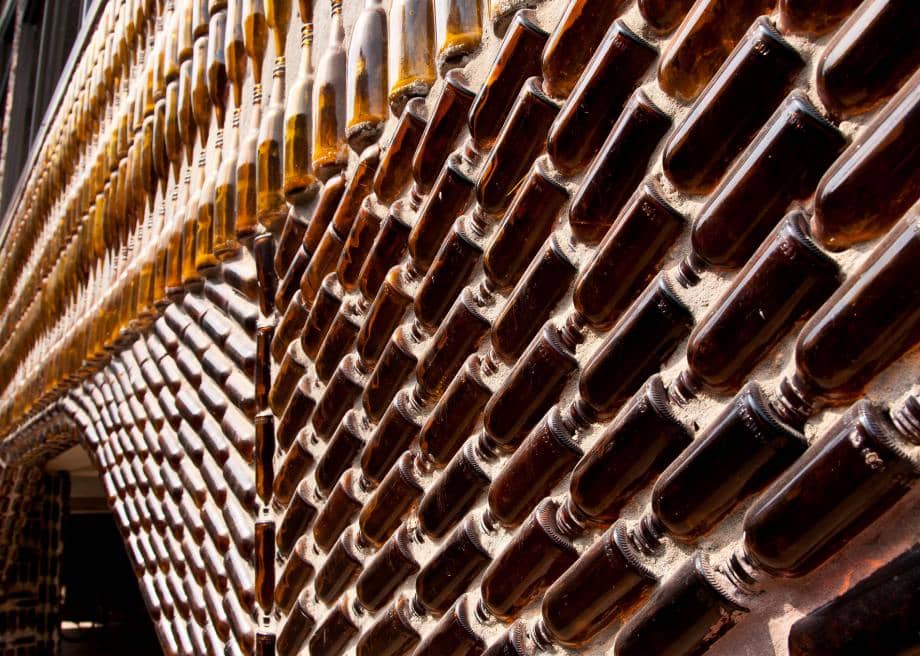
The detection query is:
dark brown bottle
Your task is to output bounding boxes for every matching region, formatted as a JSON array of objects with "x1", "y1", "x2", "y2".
[
  {"x1": 672, "y1": 211, "x2": 841, "y2": 402},
  {"x1": 487, "y1": 406, "x2": 583, "y2": 528},
  {"x1": 539, "y1": 521, "x2": 658, "y2": 647},
  {"x1": 418, "y1": 354, "x2": 491, "y2": 467},
  {"x1": 612, "y1": 552, "x2": 747, "y2": 656},
  {"x1": 315, "y1": 411, "x2": 367, "y2": 495},
  {"x1": 358, "y1": 453, "x2": 424, "y2": 547},
  {"x1": 254, "y1": 411, "x2": 274, "y2": 503},
  {"x1": 308, "y1": 598, "x2": 359, "y2": 656},
  {"x1": 302, "y1": 224, "x2": 347, "y2": 304},
  {"x1": 579, "y1": 273, "x2": 694, "y2": 420},
  {"x1": 412, "y1": 70, "x2": 476, "y2": 192},
  {"x1": 315, "y1": 528, "x2": 365, "y2": 604},
  {"x1": 483, "y1": 323, "x2": 579, "y2": 450},
  {"x1": 490, "y1": 234, "x2": 579, "y2": 362},
  {"x1": 255, "y1": 231, "x2": 278, "y2": 314},
  {"x1": 734, "y1": 400, "x2": 919, "y2": 580},
  {"x1": 468, "y1": 11, "x2": 547, "y2": 152},
  {"x1": 303, "y1": 174, "x2": 347, "y2": 258},
  {"x1": 301, "y1": 273, "x2": 343, "y2": 360},
  {"x1": 312, "y1": 354, "x2": 364, "y2": 440},
  {"x1": 417, "y1": 439, "x2": 492, "y2": 539},
  {"x1": 637, "y1": 0, "x2": 694, "y2": 34},
  {"x1": 270, "y1": 341, "x2": 307, "y2": 415},
  {"x1": 778, "y1": 0, "x2": 862, "y2": 36},
  {"x1": 314, "y1": 300, "x2": 361, "y2": 382},
  {"x1": 817, "y1": 0, "x2": 920, "y2": 119},
  {"x1": 355, "y1": 267, "x2": 413, "y2": 367},
  {"x1": 362, "y1": 325, "x2": 421, "y2": 421},
  {"x1": 811, "y1": 72, "x2": 920, "y2": 251},
  {"x1": 572, "y1": 184, "x2": 684, "y2": 332},
  {"x1": 355, "y1": 595, "x2": 422, "y2": 656},
  {"x1": 772, "y1": 214, "x2": 920, "y2": 426},
  {"x1": 275, "y1": 537, "x2": 314, "y2": 612},
  {"x1": 568, "y1": 90, "x2": 671, "y2": 245},
  {"x1": 355, "y1": 525, "x2": 420, "y2": 612},
  {"x1": 680, "y1": 92, "x2": 845, "y2": 281},
  {"x1": 416, "y1": 289, "x2": 491, "y2": 401},
  {"x1": 483, "y1": 156, "x2": 569, "y2": 291},
  {"x1": 272, "y1": 291, "x2": 309, "y2": 359},
  {"x1": 407, "y1": 155, "x2": 476, "y2": 273},
  {"x1": 663, "y1": 18, "x2": 803, "y2": 194},
  {"x1": 277, "y1": 597, "x2": 315, "y2": 656},
  {"x1": 476, "y1": 77, "x2": 560, "y2": 216},
  {"x1": 357, "y1": 206, "x2": 413, "y2": 302},
  {"x1": 331, "y1": 145, "x2": 381, "y2": 238},
  {"x1": 540, "y1": 0, "x2": 629, "y2": 99},
  {"x1": 643, "y1": 383, "x2": 806, "y2": 546},
  {"x1": 313, "y1": 469, "x2": 364, "y2": 552},
  {"x1": 547, "y1": 20, "x2": 657, "y2": 176},
  {"x1": 276, "y1": 210, "x2": 310, "y2": 282},
  {"x1": 276, "y1": 375, "x2": 318, "y2": 451},
  {"x1": 277, "y1": 481, "x2": 318, "y2": 555},
  {"x1": 360, "y1": 390, "x2": 423, "y2": 485},
  {"x1": 479, "y1": 499, "x2": 578, "y2": 621},
  {"x1": 255, "y1": 321, "x2": 273, "y2": 412},
  {"x1": 658, "y1": 0, "x2": 774, "y2": 102},
  {"x1": 373, "y1": 97, "x2": 428, "y2": 204},
  {"x1": 414, "y1": 516, "x2": 492, "y2": 615},
  {"x1": 336, "y1": 197, "x2": 386, "y2": 293},
  {"x1": 413, "y1": 596, "x2": 485, "y2": 656},
  {"x1": 787, "y1": 545, "x2": 920, "y2": 656},
  {"x1": 566, "y1": 375, "x2": 691, "y2": 528},
  {"x1": 255, "y1": 514, "x2": 274, "y2": 613}
]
